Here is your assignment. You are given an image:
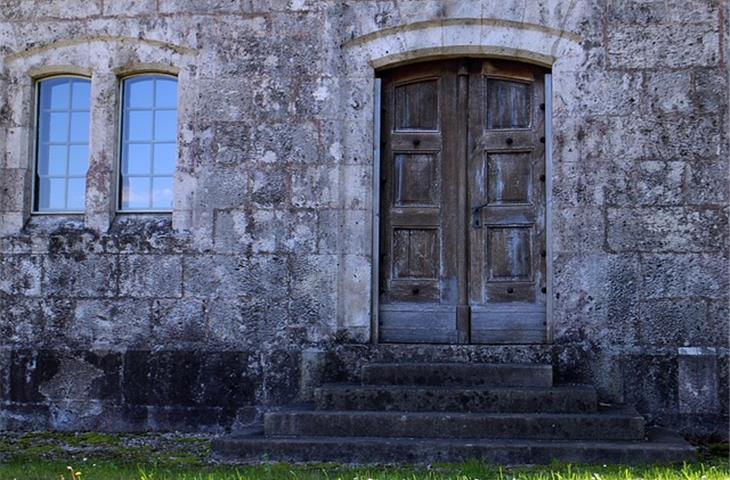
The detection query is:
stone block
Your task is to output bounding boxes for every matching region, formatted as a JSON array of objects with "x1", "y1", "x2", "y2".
[
  {"x1": 32, "y1": 0, "x2": 103, "y2": 19},
  {"x1": 608, "y1": 24, "x2": 720, "y2": 69},
  {"x1": 645, "y1": 71, "x2": 692, "y2": 113},
  {"x1": 641, "y1": 254, "x2": 729, "y2": 299},
  {"x1": 207, "y1": 297, "x2": 288, "y2": 346},
  {"x1": 102, "y1": 0, "x2": 157, "y2": 15},
  {"x1": 122, "y1": 350, "x2": 258, "y2": 407},
  {"x1": 622, "y1": 352, "x2": 678, "y2": 415},
  {"x1": 553, "y1": 207, "x2": 604, "y2": 254},
  {"x1": 151, "y1": 299, "x2": 206, "y2": 344},
  {"x1": 685, "y1": 159, "x2": 729, "y2": 205},
  {"x1": 289, "y1": 254, "x2": 338, "y2": 340},
  {"x1": 8, "y1": 349, "x2": 60, "y2": 403},
  {"x1": 605, "y1": 161, "x2": 685, "y2": 207},
  {"x1": 43, "y1": 255, "x2": 118, "y2": 298},
  {"x1": 691, "y1": 68, "x2": 728, "y2": 113},
  {"x1": 119, "y1": 255, "x2": 183, "y2": 298},
  {"x1": 251, "y1": 168, "x2": 289, "y2": 208},
  {"x1": 291, "y1": 165, "x2": 339, "y2": 208},
  {"x1": 0, "y1": 254, "x2": 42, "y2": 296},
  {"x1": 607, "y1": 207, "x2": 725, "y2": 253},
  {"x1": 159, "y1": 0, "x2": 248, "y2": 14},
  {"x1": 639, "y1": 299, "x2": 718, "y2": 346},
  {"x1": 0, "y1": 297, "x2": 75, "y2": 347},
  {"x1": 606, "y1": 0, "x2": 719, "y2": 25},
  {"x1": 552, "y1": 254, "x2": 641, "y2": 345},
  {"x1": 199, "y1": 168, "x2": 248, "y2": 209},
  {"x1": 678, "y1": 347, "x2": 719, "y2": 414},
  {"x1": 71, "y1": 300, "x2": 151, "y2": 348}
]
